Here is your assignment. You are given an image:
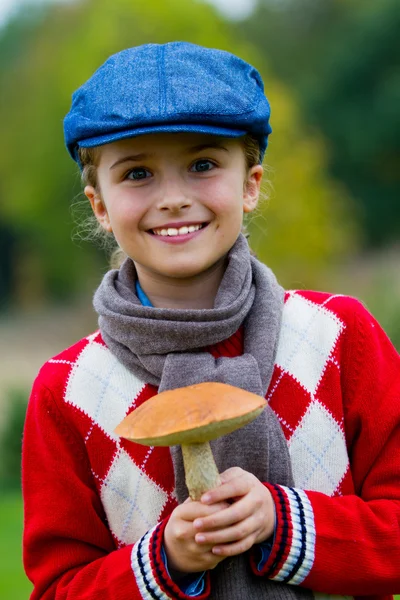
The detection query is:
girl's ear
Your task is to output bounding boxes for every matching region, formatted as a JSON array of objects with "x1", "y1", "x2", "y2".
[
  {"x1": 84, "y1": 186, "x2": 113, "y2": 232},
  {"x1": 243, "y1": 165, "x2": 263, "y2": 214}
]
